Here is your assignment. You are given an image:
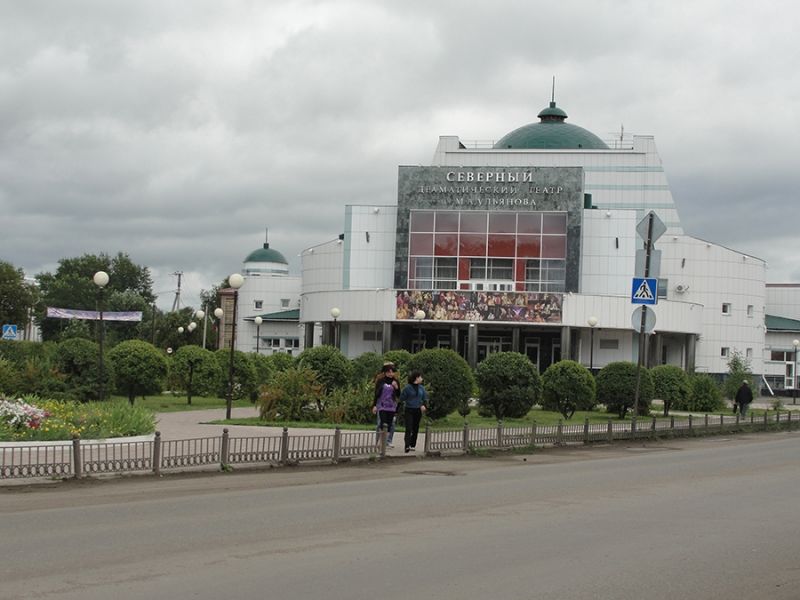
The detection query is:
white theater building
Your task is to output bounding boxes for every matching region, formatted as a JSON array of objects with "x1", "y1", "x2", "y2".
[{"x1": 232, "y1": 100, "x2": 800, "y2": 393}]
